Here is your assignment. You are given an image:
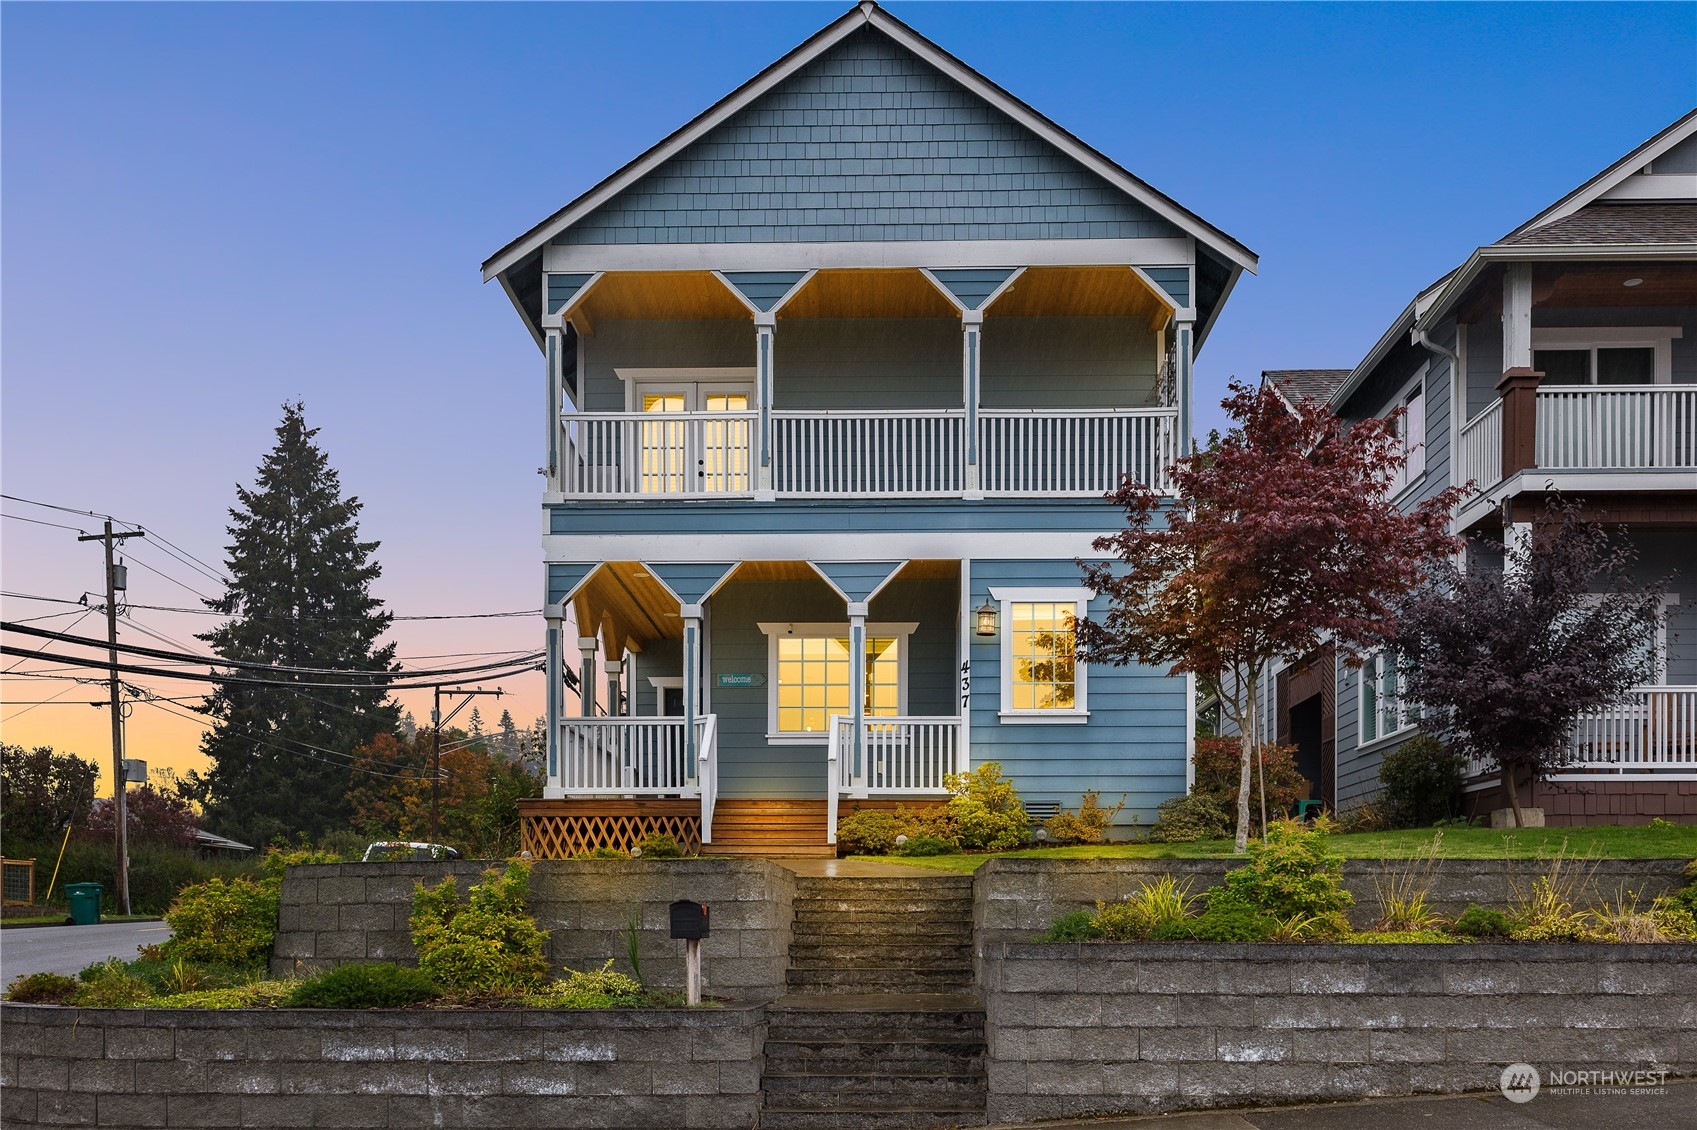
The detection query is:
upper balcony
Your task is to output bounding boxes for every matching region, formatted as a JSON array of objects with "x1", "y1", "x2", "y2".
[{"x1": 544, "y1": 265, "x2": 1192, "y2": 502}]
